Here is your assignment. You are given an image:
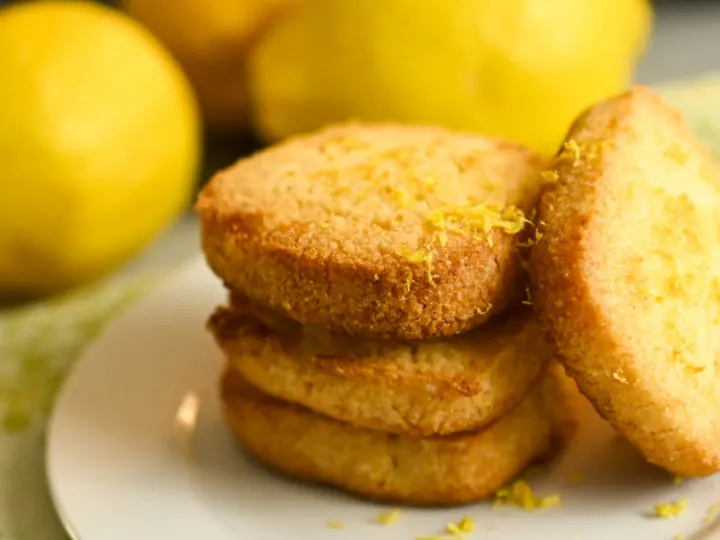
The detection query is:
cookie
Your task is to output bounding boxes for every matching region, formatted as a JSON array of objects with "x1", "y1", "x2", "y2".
[
  {"x1": 220, "y1": 364, "x2": 579, "y2": 506},
  {"x1": 210, "y1": 297, "x2": 550, "y2": 436},
  {"x1": 196, "y1": 123, "x2": 545, "y2": 339},
  {"x1": 530, "y1": 85, "x2": 720, "y2": 477}
]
